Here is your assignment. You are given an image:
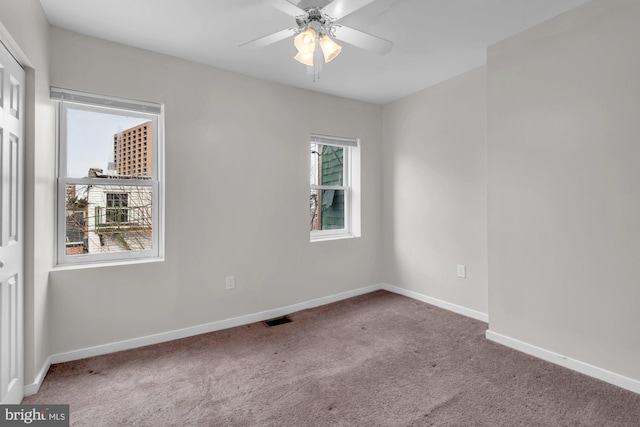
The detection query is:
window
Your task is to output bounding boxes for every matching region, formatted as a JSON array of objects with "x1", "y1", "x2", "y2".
[
  {"x1": 52, "y1": 87, "x2": 164, "y2": 265},
  {"x1": 310, "y1": 134, "x2": 359, "y2": 241},
  {"x1": 105, "y1": 193, "x2": 129, "y2": 223}
]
